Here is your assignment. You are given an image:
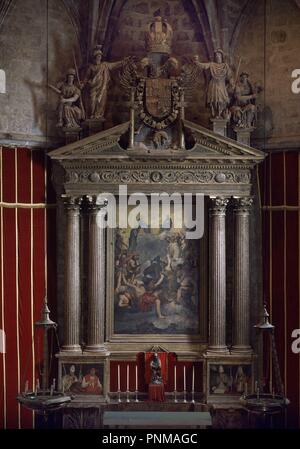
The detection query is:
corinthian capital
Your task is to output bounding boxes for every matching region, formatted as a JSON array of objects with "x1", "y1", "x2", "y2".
[
  {"x1": 210, "y1": 197, "x2": 229, "y2": 214},
  {"x1": 85, "y1": 195, "x2": 108, "y2": 213},
  {"x1": 62, "y1": 195, "x2": 83, "y2": 211},
  {"x1": 233, "y1": 197, "x2": 253, "y2": 213}
]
